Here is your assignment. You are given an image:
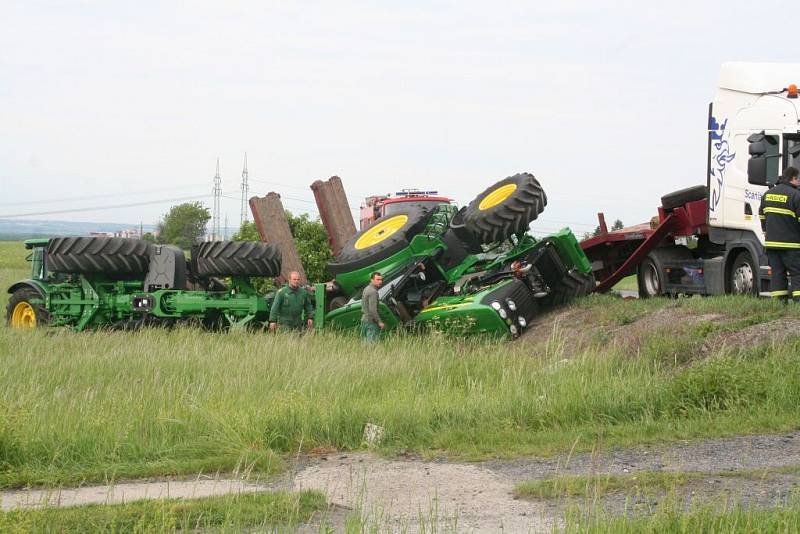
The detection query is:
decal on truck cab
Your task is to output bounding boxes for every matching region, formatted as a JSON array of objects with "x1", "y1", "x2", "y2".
[{"x1": 709, "y1": 117, "x2": 736, "y2": 213}]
